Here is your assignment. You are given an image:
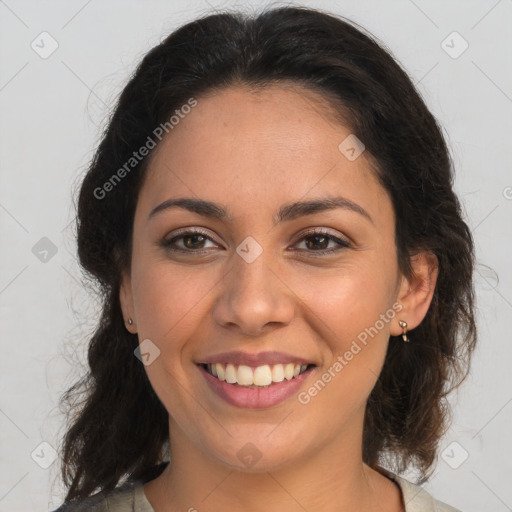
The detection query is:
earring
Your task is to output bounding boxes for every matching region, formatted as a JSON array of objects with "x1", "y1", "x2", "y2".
[
  {"x1": 399, "y1": 320, "x2": 409, "y2": 342},
  {"x1": 128, "y1": 318, "x2": 133, "y2": 326}
]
